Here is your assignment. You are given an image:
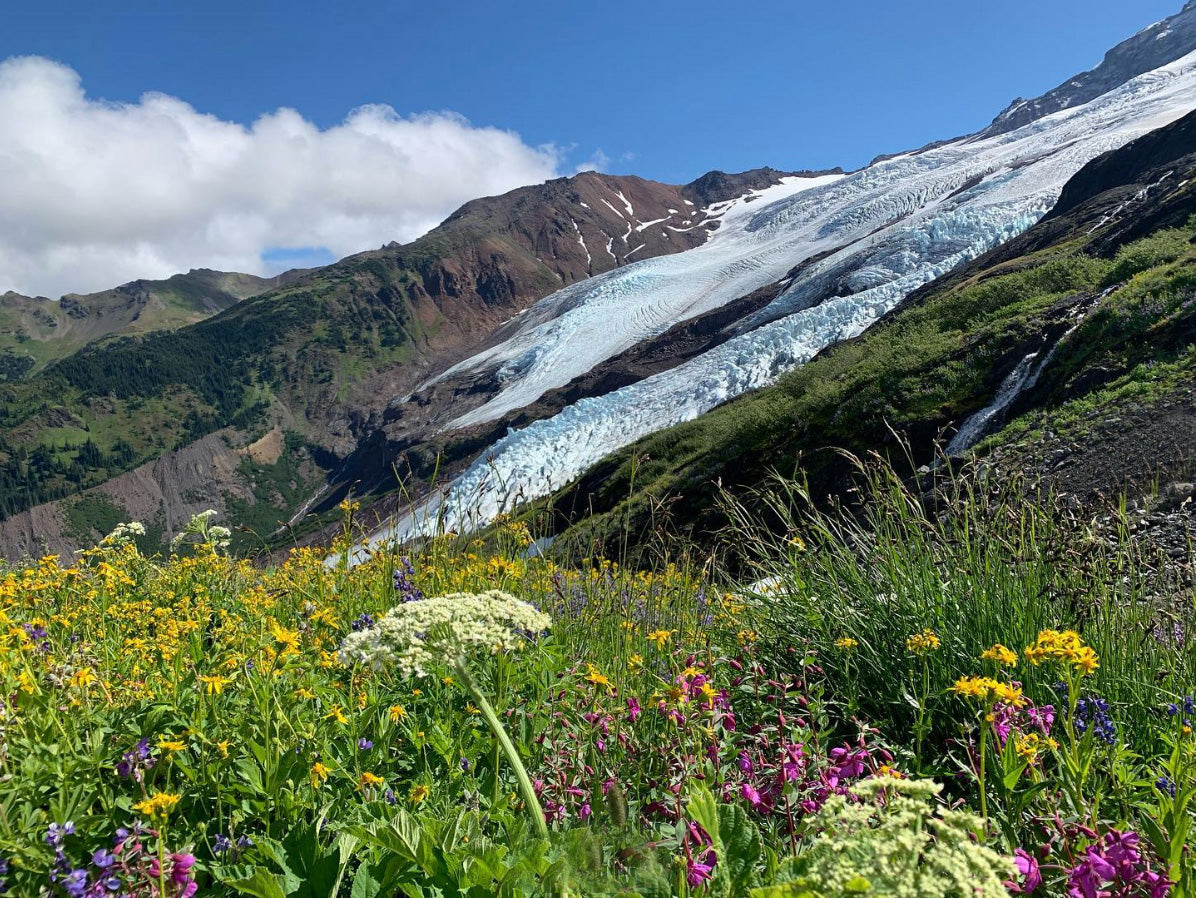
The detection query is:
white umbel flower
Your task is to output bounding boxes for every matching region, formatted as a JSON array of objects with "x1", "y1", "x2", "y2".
[{"x1": 338, "y1": 590, "x2": 550, "y2": 678}]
